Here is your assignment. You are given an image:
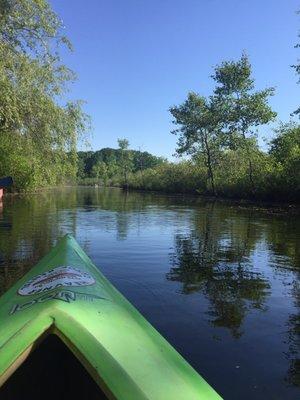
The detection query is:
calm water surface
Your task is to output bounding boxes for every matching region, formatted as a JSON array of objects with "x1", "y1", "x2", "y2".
[{"x1": 0, "y1": 187, "x2": 299, "y2": 399}]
